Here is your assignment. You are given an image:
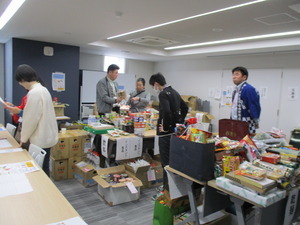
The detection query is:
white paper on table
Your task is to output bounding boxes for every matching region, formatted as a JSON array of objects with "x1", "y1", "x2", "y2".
[
  {"x1": 154, "y1": 135, "x2": 159, "y2": 155},
  {"x1": 0, "y1": 173, "x2": 33, "y2": 198},
  {"x1": 0, "y1": 139, "x2": 12, "y2": 148},
  {"x1": 166, "y1": 169, "x2": 188, "y2": 200},
  {"x1": 128, "y1": 136, "x2": 143, "y2": 159},
  {"x1": 101, "y1": 134, "x2": 109, "y2": 158},
  {"x1": 46, "y1": 216, "x2": 88, "y2": 225},
  {"x1": 0, "y1": 160, "x2": 39, "y2": 175},
  {"x1": 0, "y1": 148, "x2": 23, "y2": 154}
]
